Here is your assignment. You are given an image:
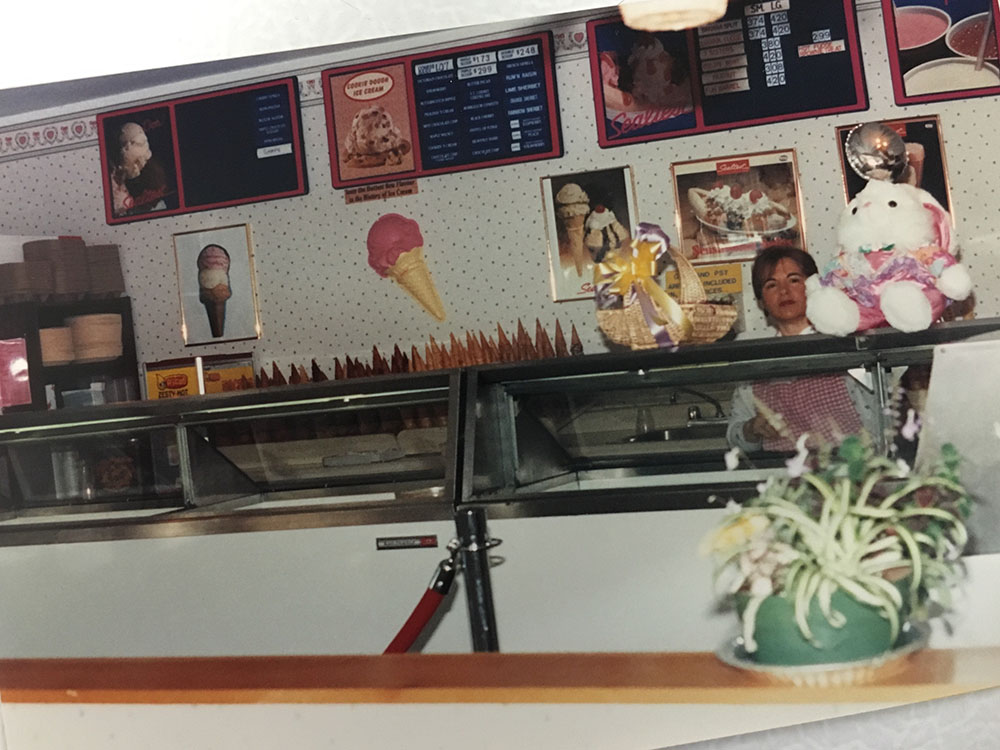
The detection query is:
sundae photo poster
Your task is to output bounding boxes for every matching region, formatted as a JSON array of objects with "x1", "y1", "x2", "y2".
[
  {"x1": 99, "y1": 105, "x2": 179, "y2": 223},
  {"x1": 671, "y1": 149, "x2": 806, "y2": 265},
  {"x1": 325, "y1": 62, "x2": 416, "y2": 185},
  {"x1": 836, "y1": 115, "x2": 953, "y2": 214},
  {"x1": 883, "y1": 0, "x2": 1000, "y2": 105},
  {"x1": 540, "y1": 166, "x2": 638, "y2": 302},
  {"x1": 173, "y1": 223, "x2": 262, "y2": 346},
  {"x1": 586, "y1": 17, "x2": 697, "y2": 147}
]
